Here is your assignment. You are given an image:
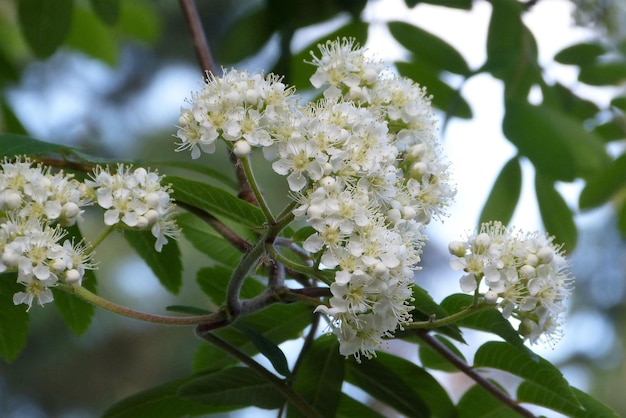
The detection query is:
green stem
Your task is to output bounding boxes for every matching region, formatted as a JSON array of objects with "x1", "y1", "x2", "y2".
[
  {"x1": 239, "y1": 155, "x2": 275, "y2": 224},
  {"x1": 405, "y1": 302, "x2": 492, "y2": 330},
  {"x1": 58, "y1": 283, "x2": 229, "y2": 326},
  {"x1": 87, "y1": 225, "x2": 115, "y2": 254},
  {"x1": 196, "y1": 329, "x2": 322, "y2": 418},
  {"x1": 267, "y1": 245, "x2": 333, "y2": 286}
]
